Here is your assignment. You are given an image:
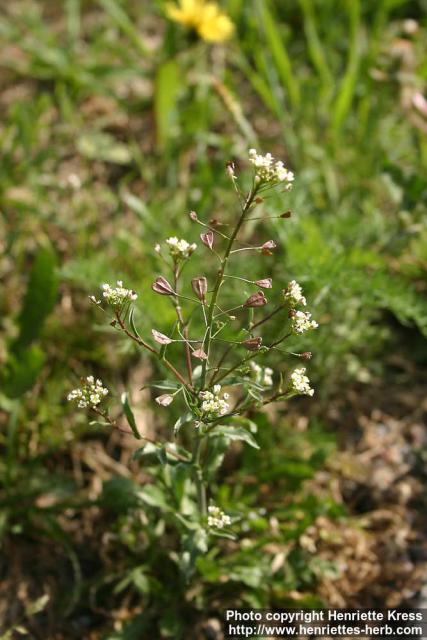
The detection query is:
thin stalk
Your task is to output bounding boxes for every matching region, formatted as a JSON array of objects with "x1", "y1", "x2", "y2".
[
  {"x1": 114, "y1": 311, "x2": 193, "y2": 392},
  {"x1": 200, "y1": 186, "x2": 258, "y2": 388},
  {"x1": 192, "y1": 436, "x2": 207, "y2": 516},
  {"x1": 92, "y1": 408, "x2": 189, "y2": 461},
  {"x1": 173, "y1": 266, "x2": 193, "y2": 385}
]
